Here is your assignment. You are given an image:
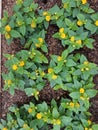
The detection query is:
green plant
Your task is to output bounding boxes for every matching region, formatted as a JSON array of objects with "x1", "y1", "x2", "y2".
[
  {"x1": 0, "y1": 0, "x2": 98, "y2": 130},
  {"x1": 0, "y1": 99, "x2": 98, "y2": 130}
]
